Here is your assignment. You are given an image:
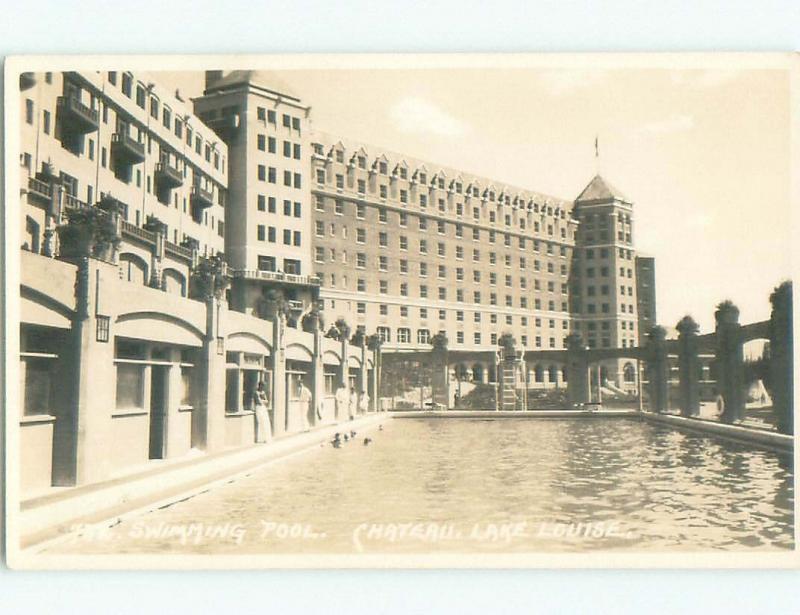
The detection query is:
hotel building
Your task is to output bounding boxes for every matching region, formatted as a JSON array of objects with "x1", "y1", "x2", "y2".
[
  {"x1": 15, "y1": 68, "x2": 653, "y2": 495},
  {"x1": 194, "y1": 71, "x2": 319, "y2": 320},
  {"x1": 20, "y1": 70, "x2": 228, "y2": 276},
  {"x1": 308, "y1": 132, "x2": 579, "y2": 357}
]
